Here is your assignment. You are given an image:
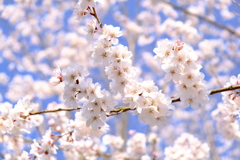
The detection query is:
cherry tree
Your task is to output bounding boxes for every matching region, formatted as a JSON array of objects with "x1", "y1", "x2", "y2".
[{"x1": 0, "y1": 0, "x2": 240, "y2": 159}]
